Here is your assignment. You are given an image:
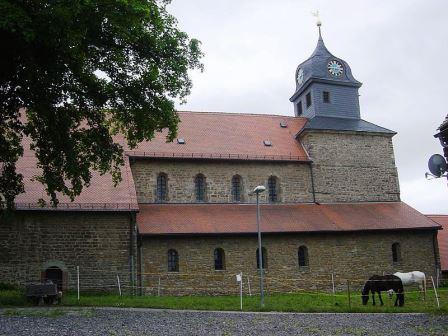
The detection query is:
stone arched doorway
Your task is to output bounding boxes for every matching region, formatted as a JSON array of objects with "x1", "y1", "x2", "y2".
[
  {"x1": 41, "y1": 261, "x2": 68, "y2": 291},
  {"x1": 43, "y1": 266, "x2": 63, "y2": 291}
]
